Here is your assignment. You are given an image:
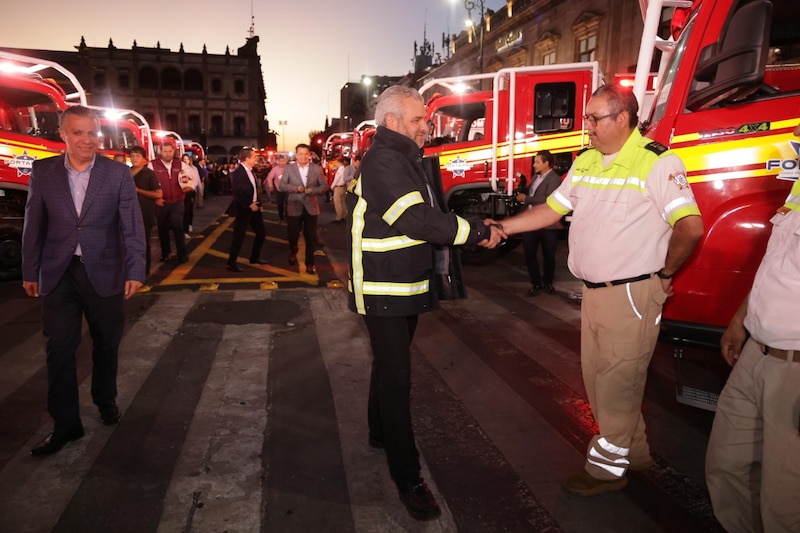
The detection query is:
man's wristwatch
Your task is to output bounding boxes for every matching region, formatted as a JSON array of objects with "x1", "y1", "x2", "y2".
[{"x1": 656, "y1": 269, "x2": 673, "y2": 280}]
